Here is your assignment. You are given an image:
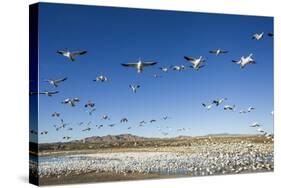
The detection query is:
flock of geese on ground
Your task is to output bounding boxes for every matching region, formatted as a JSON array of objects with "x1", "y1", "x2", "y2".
[{"x1": 30, "y1": 32, "x2": 274, "y2": 142}]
